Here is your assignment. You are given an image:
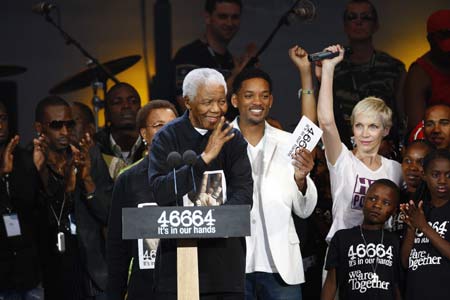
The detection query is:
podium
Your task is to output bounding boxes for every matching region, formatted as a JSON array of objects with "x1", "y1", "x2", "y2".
[{"x1": 122, "y1": 205, "x2": 251, "y2": 300}]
